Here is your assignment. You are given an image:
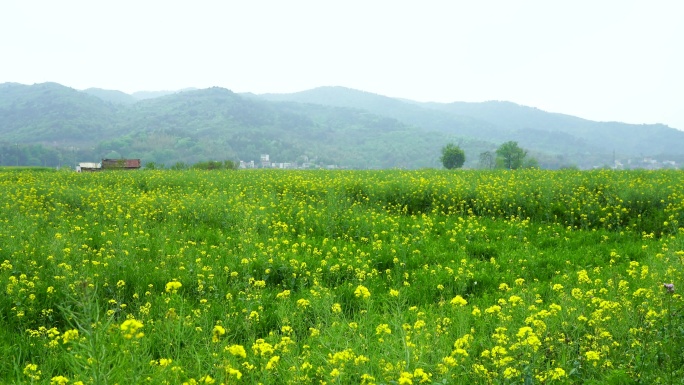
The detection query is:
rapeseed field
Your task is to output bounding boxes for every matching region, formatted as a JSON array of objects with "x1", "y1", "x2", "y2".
[{"x1": 1, "y1": 169, "x2": 683, "y2": 384}]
